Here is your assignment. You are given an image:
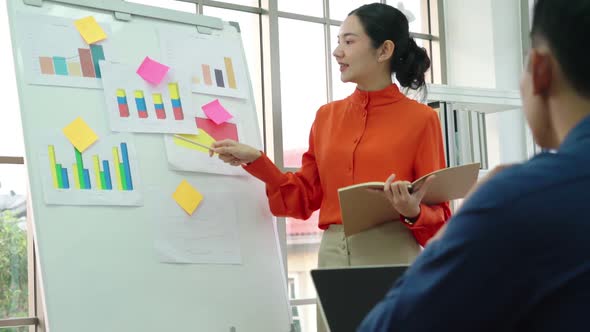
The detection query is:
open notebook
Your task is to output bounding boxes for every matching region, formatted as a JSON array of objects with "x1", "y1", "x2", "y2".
[{"x1": 338, "y1": 162, "x2": 480, "y2": 236}]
